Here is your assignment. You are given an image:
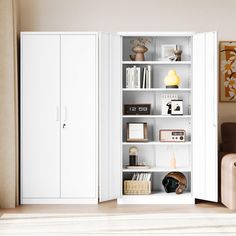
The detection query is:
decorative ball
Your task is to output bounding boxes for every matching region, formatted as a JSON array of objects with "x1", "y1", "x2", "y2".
[{"x1": 129, "y1": 146, "x2": 138, "y2": 155}]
